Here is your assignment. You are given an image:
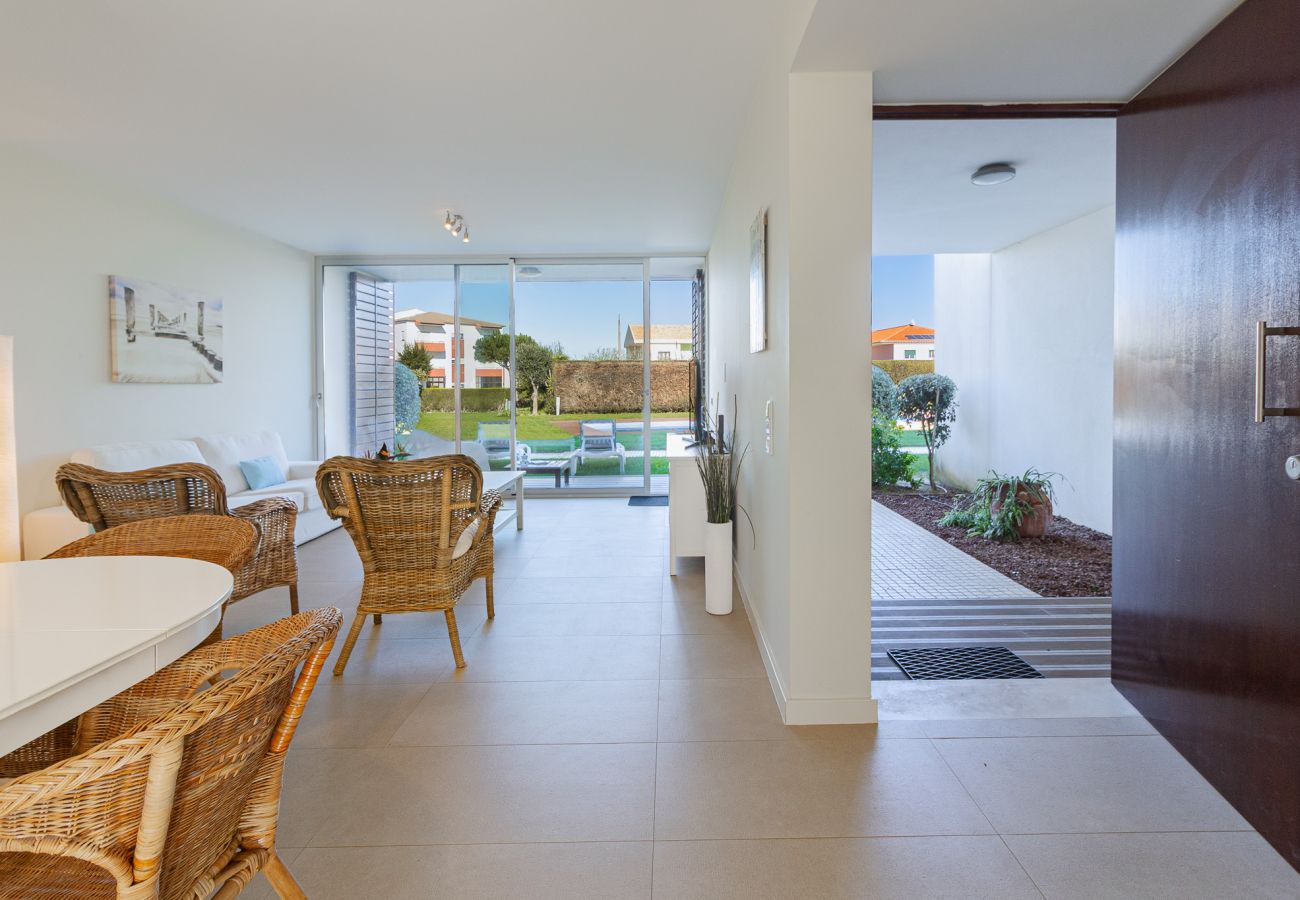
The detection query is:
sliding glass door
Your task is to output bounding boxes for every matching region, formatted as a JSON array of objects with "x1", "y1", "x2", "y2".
[{"x1": 319, "y1": 255, "x2": 704, "y2": 496}]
